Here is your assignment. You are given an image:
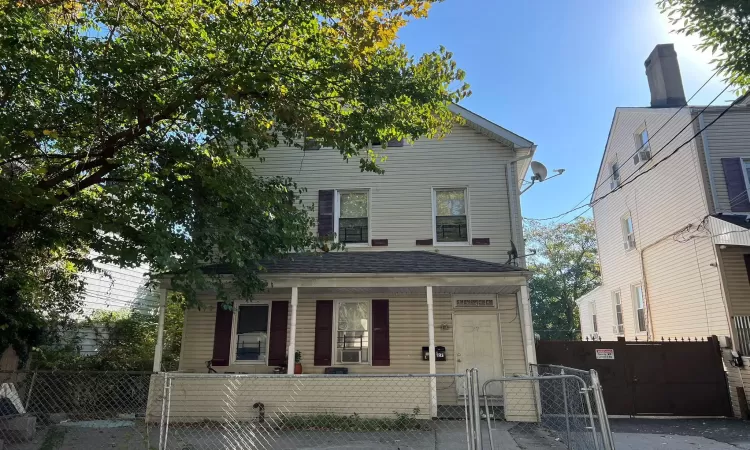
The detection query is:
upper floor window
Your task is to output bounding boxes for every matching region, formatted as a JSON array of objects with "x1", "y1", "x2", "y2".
[
  {"x1": 633, "y1": 127, "x2": 652, "y2": 165},
  {"x1": 433, "y1": 188, "x2": 469, "y2": 243},
  {"x1": 234, "y1": 303, "x2": 270, "y2": 363},
  {"x1": 612, "y1": 291, "x2": 624, "y2": 335},
  {"x1": 609, "y1": 161, "x2": 621, "y2": 190},
  {"x1": 336, "y1": 191, "x2": 369, "y2": 244},
  {"x1": 590, "y1": 301, "x2": 598, "y2": 334},
  {"x1": 622, "y1": 214, "x2": 636, "y2": 250},
  {"x1": 632, "y1": 284, "x2": 647, "y2": 333}
]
